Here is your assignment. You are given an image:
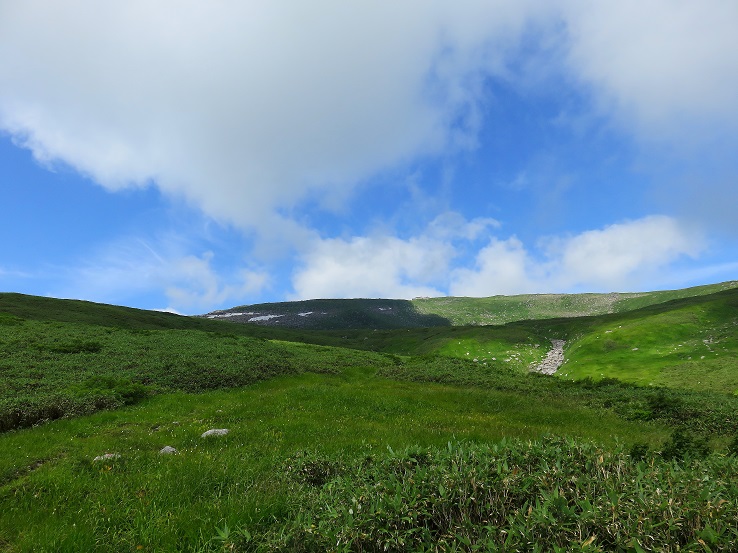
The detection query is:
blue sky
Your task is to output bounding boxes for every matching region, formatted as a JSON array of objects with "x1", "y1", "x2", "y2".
[{"x1": 1, "y1": 1, "x2": 738, "y2": 314}]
